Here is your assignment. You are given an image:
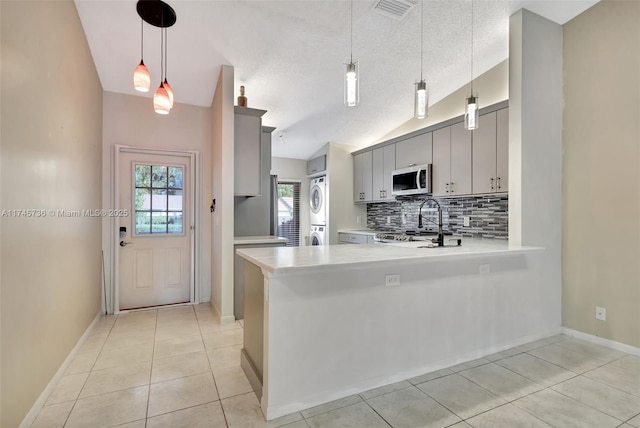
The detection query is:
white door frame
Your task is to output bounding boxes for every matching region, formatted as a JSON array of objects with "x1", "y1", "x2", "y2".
[{"x1": 111, "y1": 145, "x2": 201, "y2": 314}]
